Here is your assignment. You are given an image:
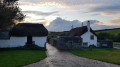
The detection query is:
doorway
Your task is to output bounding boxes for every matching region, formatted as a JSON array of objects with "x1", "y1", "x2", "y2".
[{"x1": 27, "y1": 36, "x2": 33, "y2": 44}]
